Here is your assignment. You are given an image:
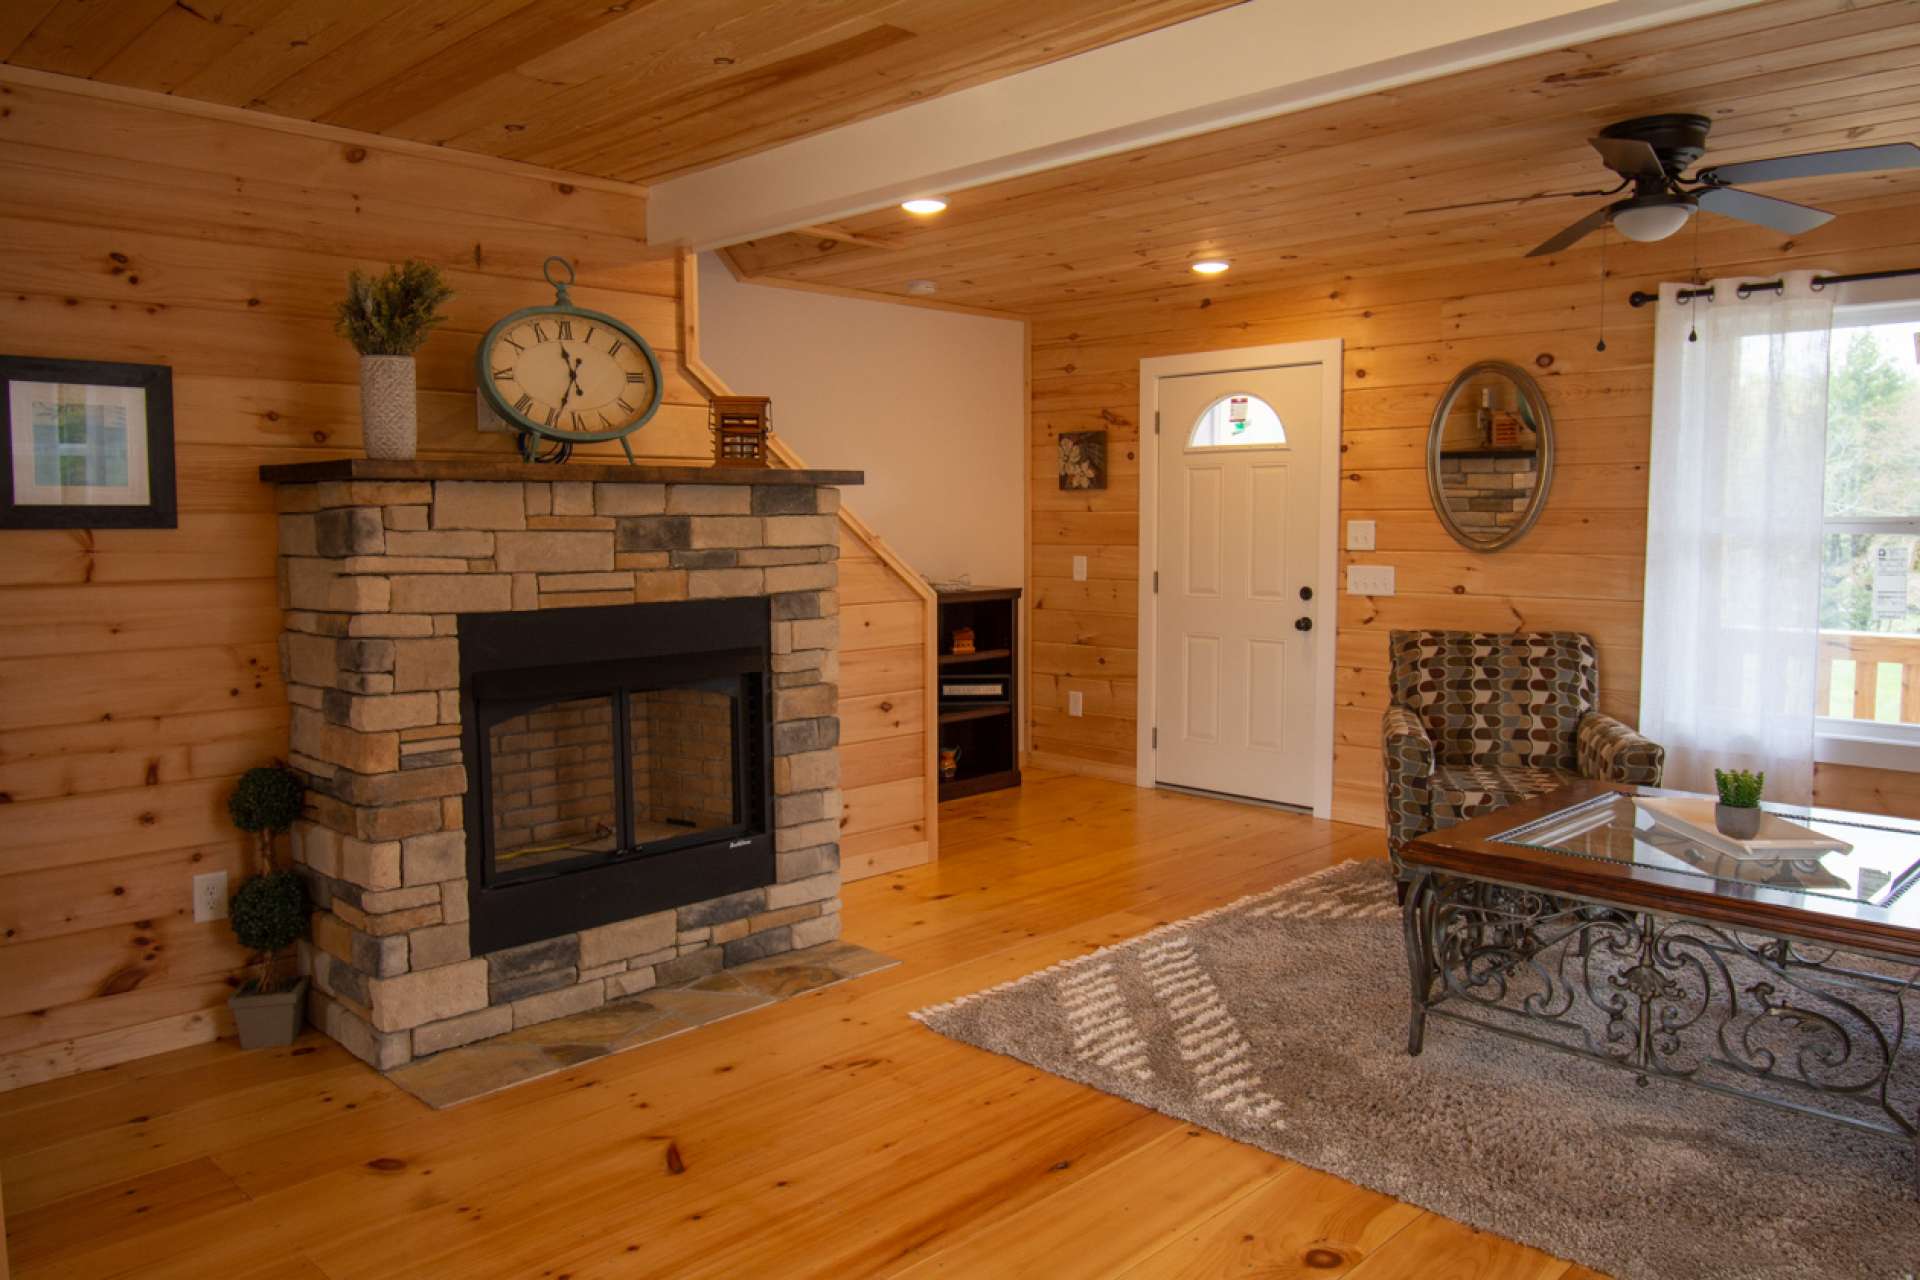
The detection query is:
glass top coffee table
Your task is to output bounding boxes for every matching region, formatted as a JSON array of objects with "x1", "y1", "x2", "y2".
[{"x1": 1398, "y1": 779, "x2": 1920, "y2": 1186}]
